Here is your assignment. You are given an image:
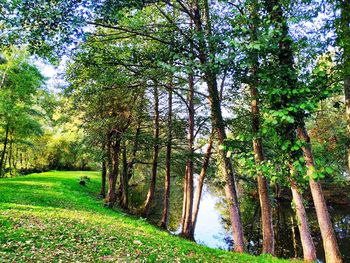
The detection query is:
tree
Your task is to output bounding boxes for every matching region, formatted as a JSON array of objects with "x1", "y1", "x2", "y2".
[
  {"x1": 143, "y1": 85, "x2": 160, "y2": 217},
  {"x1": 336, "y1": 0, "x2": 350, "y2": 177},
  {"x1": 160, "y1": 89, "x2": 173, "y2": 229},
  {"x1": 0, "y1": 47, "x2": 44, "y2": 176}
]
